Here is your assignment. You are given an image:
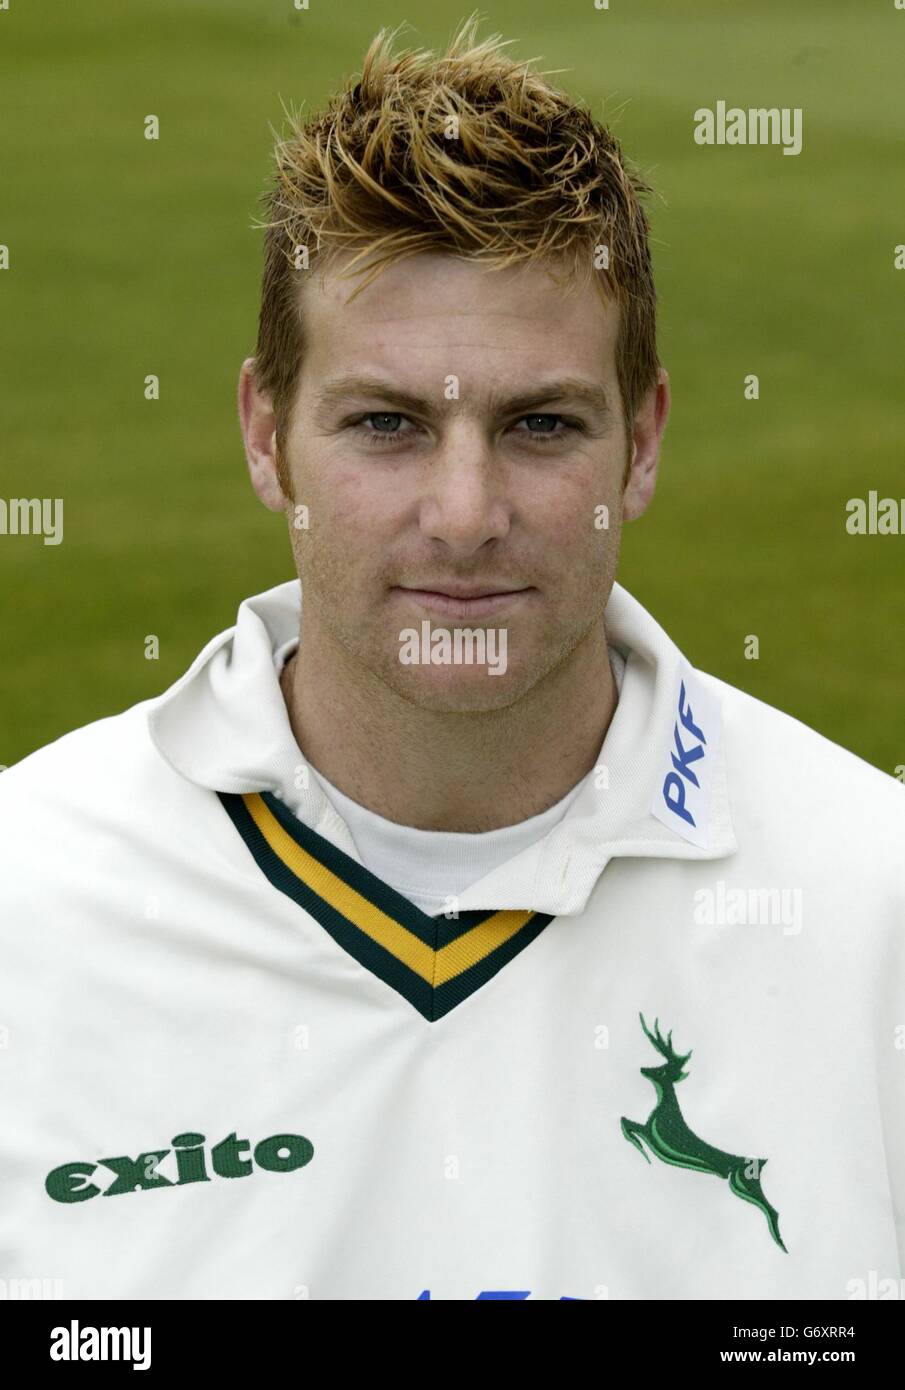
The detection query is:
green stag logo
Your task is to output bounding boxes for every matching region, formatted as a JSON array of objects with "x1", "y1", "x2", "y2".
[{"x1": 621, "y1": 1014, "x2": 787, "y2": 1253}]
